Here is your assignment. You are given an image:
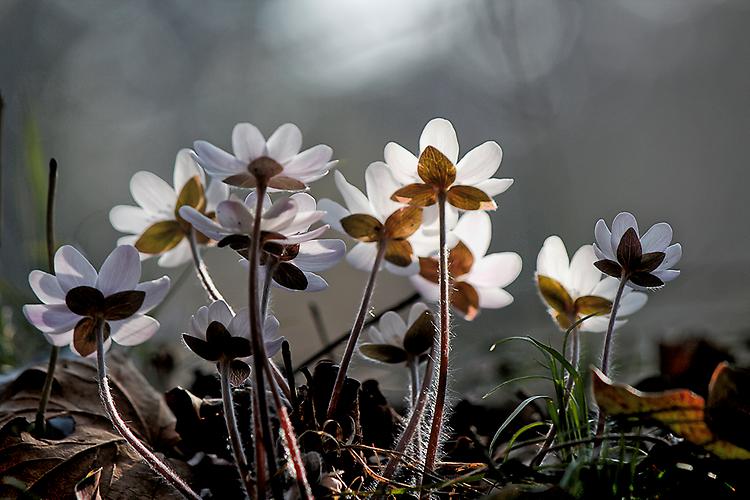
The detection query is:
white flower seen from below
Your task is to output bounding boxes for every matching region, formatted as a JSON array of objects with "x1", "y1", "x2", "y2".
[{"x1": 359, "y1": 303, "x2": 435, "y2": 364}]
